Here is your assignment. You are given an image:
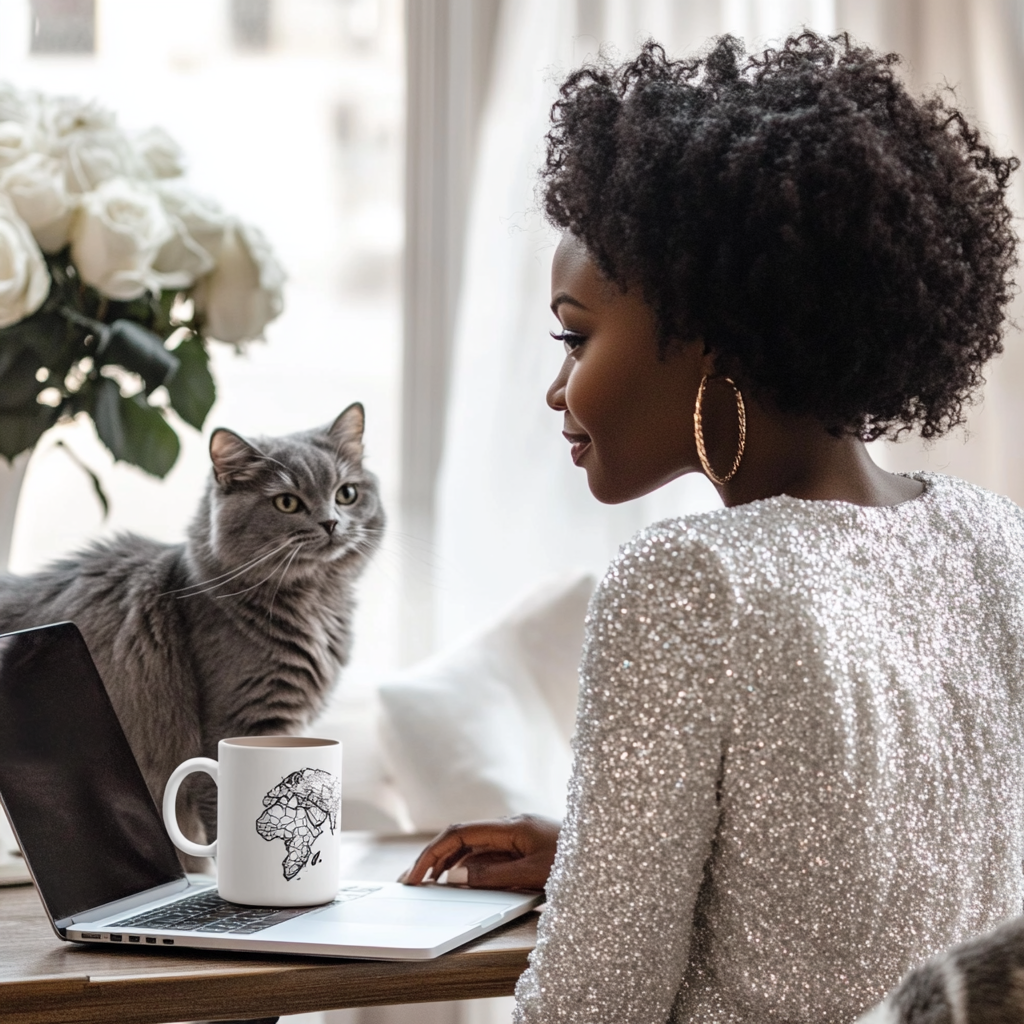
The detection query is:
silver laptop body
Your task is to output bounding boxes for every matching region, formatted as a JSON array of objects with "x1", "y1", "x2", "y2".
[{"x1": 0, "y1": 623, "x2": 539, "y2": 960}]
